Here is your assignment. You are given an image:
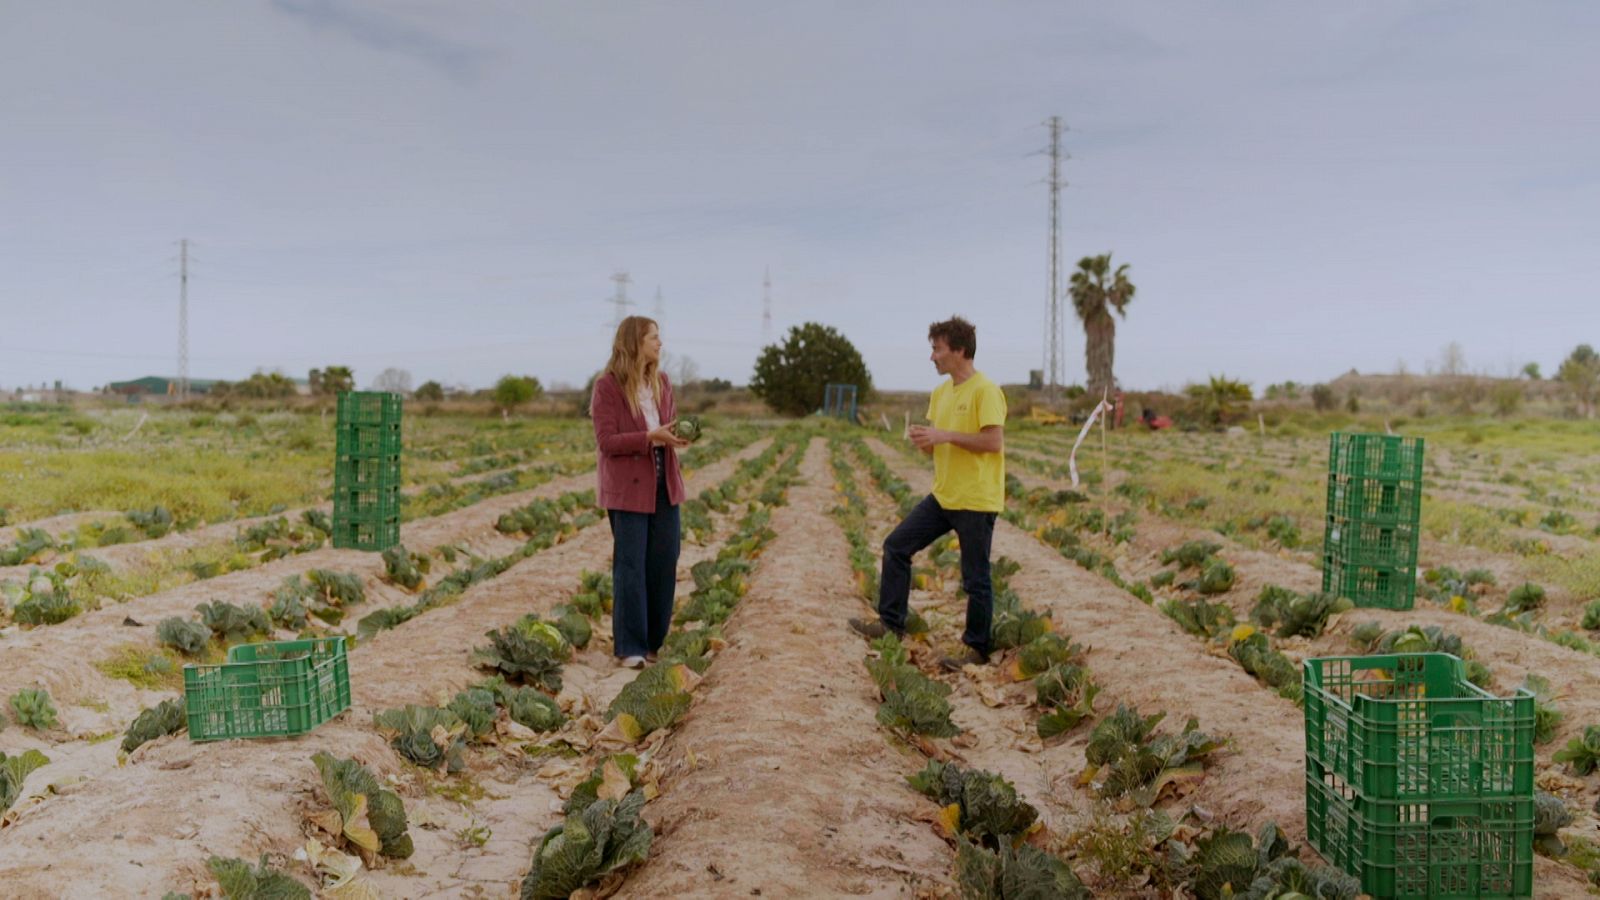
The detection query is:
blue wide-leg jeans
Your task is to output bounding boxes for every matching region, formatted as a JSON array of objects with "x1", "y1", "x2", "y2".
[{"x1": 608, "y1": 472, "x2": 680, "y2": 658}]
